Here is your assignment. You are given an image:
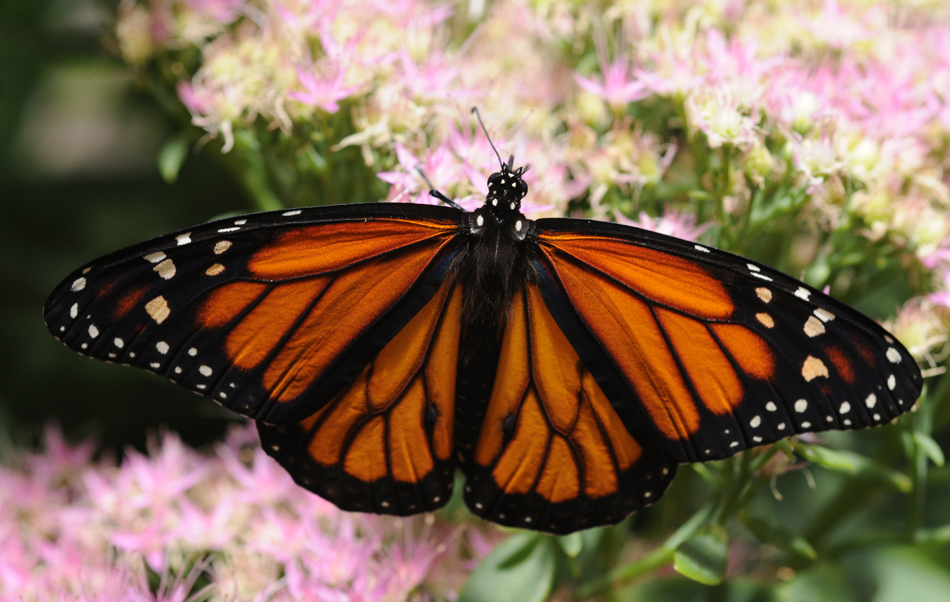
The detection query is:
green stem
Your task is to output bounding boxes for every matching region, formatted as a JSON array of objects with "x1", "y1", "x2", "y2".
[{"x1": 577, "y1": 503, "x2": 714, "y2": 598}]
